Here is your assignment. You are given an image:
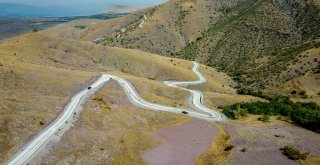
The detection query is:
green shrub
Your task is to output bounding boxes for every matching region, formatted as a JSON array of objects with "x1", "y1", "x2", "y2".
[
  {"x1": 280, "y1": 146, "x2": 308, "y2": 160},
  {"x1": 223, "y1": 107, "x2": 237, "y2": 119},
  {"x1": 290, "y1": 103, "x2": 320, "y2": 133},
  {"x1": 239, "y1": 109, "x2": 248, "y2": 117}
]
